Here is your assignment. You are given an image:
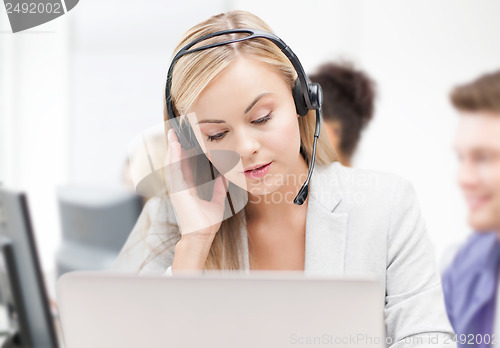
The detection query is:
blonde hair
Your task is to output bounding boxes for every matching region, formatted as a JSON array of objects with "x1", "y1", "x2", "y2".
[{"x1": 148, "y1": 10, "x2": 337, "y2": 271}]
